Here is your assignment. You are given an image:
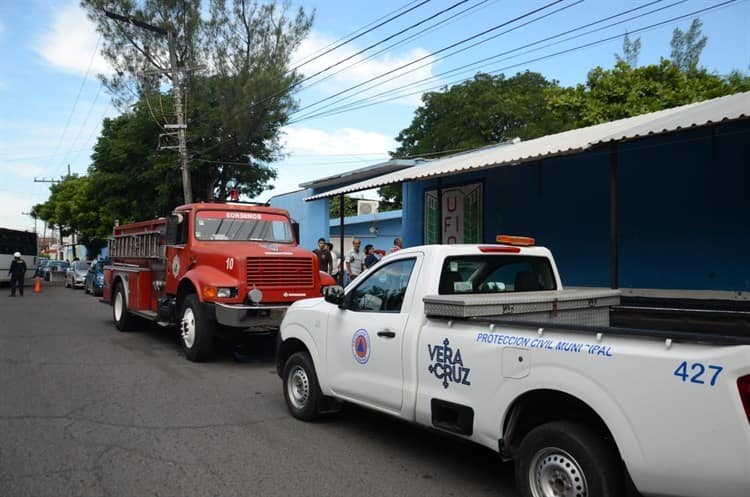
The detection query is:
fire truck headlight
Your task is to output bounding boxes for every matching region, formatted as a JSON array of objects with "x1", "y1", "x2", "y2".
[{"x1": 217, "y1": 288, "x2": 235, "y2": 298}]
